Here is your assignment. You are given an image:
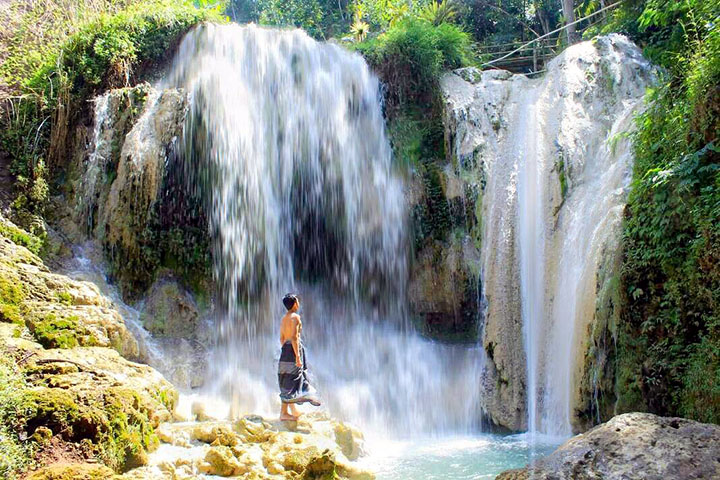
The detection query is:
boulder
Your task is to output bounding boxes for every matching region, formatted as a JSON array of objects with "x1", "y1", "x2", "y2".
[
  {"x1": 191, "y1": 422, "x2": 238, "y2": 446},
  {"x1": 140, "y1": 277, "x2": 199, "y2": 338},
  {"x1": 333, "y1": 422, "x2": 365, "y2": 461},
  {"x1": 497, "y1": 413, "x2": 720, "y2": 480},
  {"x1": 200, "y1": 445, "x2": 248, "y2": 476}
]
